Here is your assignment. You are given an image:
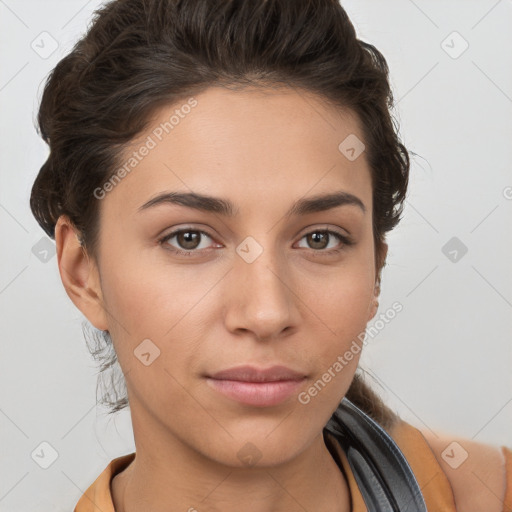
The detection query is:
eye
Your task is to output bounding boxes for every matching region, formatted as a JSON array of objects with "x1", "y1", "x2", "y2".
[
  {"x1": 158, "y1": 227, "x2": 219, "y2": 257},
  {"x1": 295, "y1": 229, "x2": 354, "y2": 253},
  {"x1": 158, "y1": 226, "x2": 354, "y2": 258}
]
